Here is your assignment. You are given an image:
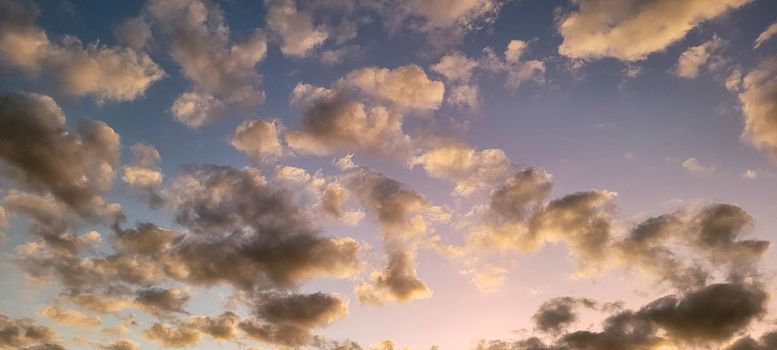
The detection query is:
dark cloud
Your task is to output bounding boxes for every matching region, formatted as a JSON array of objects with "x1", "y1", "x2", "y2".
[
  {"x1": 0, "y1": 314, "x2": 61, "y2": 349},
  {"x1": 0, "y1": 92, "x2": 121, "y2": 220},
  {"x1": 164, "y1": 165, "x2": 362, "y2": 290},
  {"x1": 240, "y1": 292, "x2": 348, "y2": 347},
  {"x1": 532, "y1": 297, "x2": 597, "y2": 334},
  {"x1": 135, "y1": 288, "x2": 191, "y2": 317},
  {"x1": 727, "y1": 331, "x2": 777, "y2": 350},
  {"x1": 356, "y1": 250, "x2": 431, "y2": 305}
]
